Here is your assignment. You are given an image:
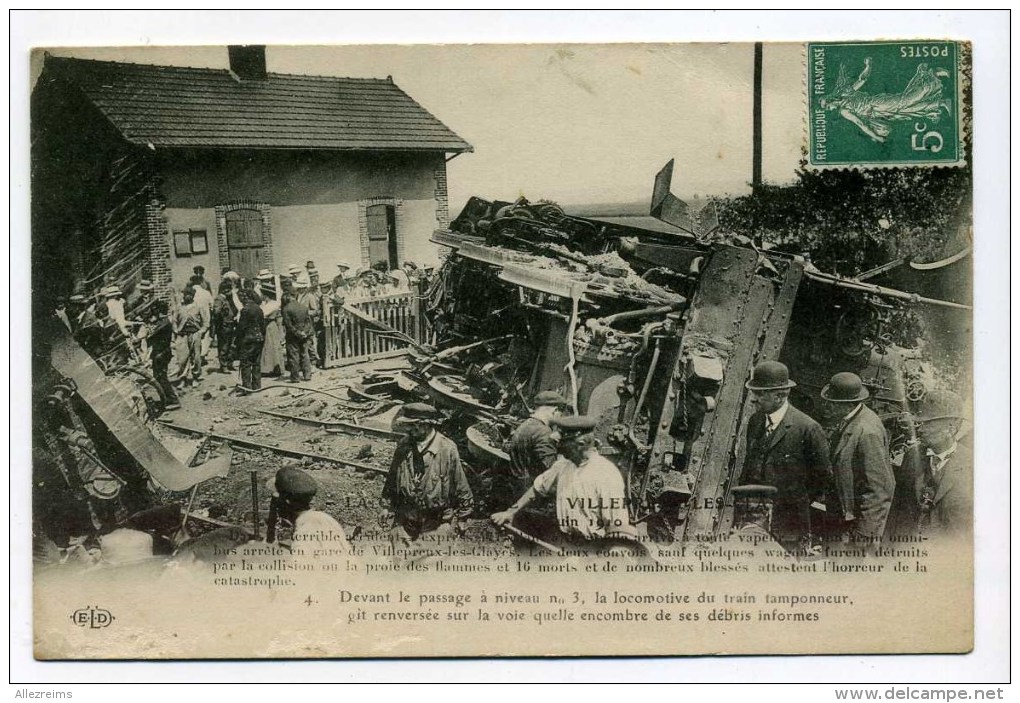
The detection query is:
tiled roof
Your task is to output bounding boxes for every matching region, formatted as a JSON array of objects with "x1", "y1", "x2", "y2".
[{"x1": 43, "y1": 55, "x2": 472, "y2": 153}]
